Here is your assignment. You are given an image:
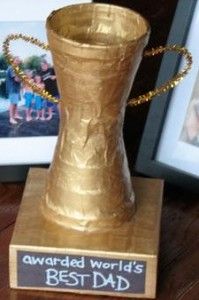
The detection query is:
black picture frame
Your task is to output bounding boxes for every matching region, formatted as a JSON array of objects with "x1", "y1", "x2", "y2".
[{"x1": 135, "y1": 0, "x2": 199, "y2": 191}]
